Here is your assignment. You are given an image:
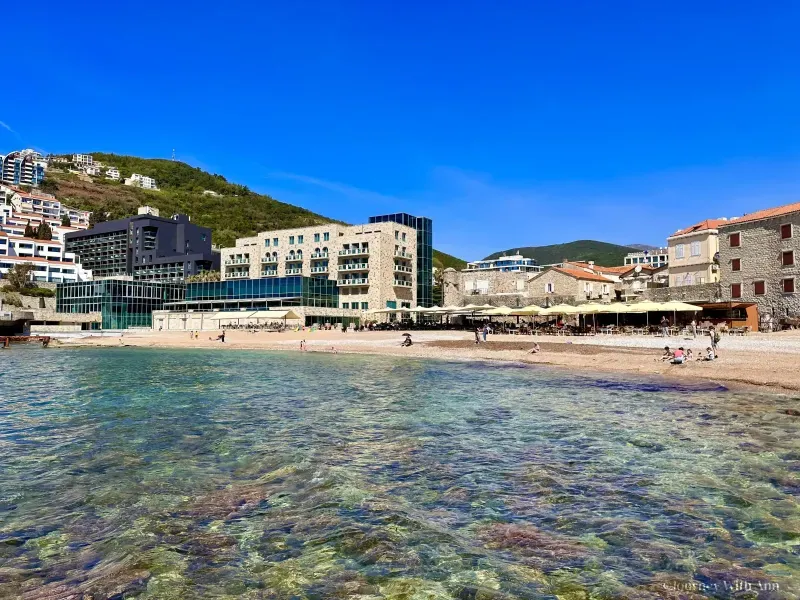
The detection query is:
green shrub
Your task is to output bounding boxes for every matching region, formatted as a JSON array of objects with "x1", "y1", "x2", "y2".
[
  {"x1": 2, "y1": 292, "x2": 23, "y2": 307},
  {"x1": 23, "y1": 288, "x2": 56, "y2": 298}
]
